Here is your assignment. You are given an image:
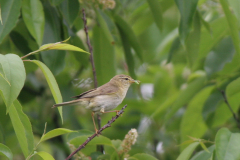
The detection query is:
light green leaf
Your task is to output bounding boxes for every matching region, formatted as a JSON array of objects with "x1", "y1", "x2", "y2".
[
  {"x1": 70, "y1": 135, "x2": 112, "y2": 146},
  {"x1": 92, "y1": 25, "x2": 116, "y2": 86},
  {"x1": 165, "y1": 76, "x2": 206, "y2": 121},
  {"x1": 40, "y1": 128, "x2": 75, "y2": 143},
  {"x1": 0, "y1": 143, "x2": 13, "y2": 160},
  {"x1": 147, "y1": 0, "x2": 163, "y2": 32},
  {"x1": 35, "y1": 151, "x2": 55, "y2": 160},
  {"x1": 0, "y1": 0, "x2": 21, "y2": 44},
  {"x1": 8, "y1": 100, "x2": 34, "y2": 158},
  {"x1": 190, "y1": 145, "x2": 215, "y2": 160},
  {"x1": 130, "y1": 153, "x2": 158, "y2": 160},
  {"x1": 228, "y1": 0, "x2": 240, "y2": 26},
  {"x1": 215, "y1": 128, "x2": 240, "y2": 160},
  {"x1": 175, "y1": 0, "x2": 199, "y2": 42},
  {"x1": 177, "y1": 142, "x2": 200, "y2": 160},
  {"x1": 114, "y1": 15, "x2": 143, "y2": 61},
  {"x1": 199, "y1": 142, "x2": 210, "y2": 153},
  {"x1": 39, "y1": 43, "x2": 89, "y2": 54},
  {"x1": 22, "y1": 0, "x2": 45, "y2": 46},
  {"x1": 219, "y1": 0, "x2": 240, "y2": 60},
  {"x1": 180, "y1": 86, "x2": 213, "y2": 149},
  {"x1": 25, "y1": 60, "x2": 63, "y2": 122},
  {"x1": 0, "y1": 54, "x2": 26, "y2": 110},
  {"x1": 226, "y1": 77, "x2": 240, "y2": 98}
]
